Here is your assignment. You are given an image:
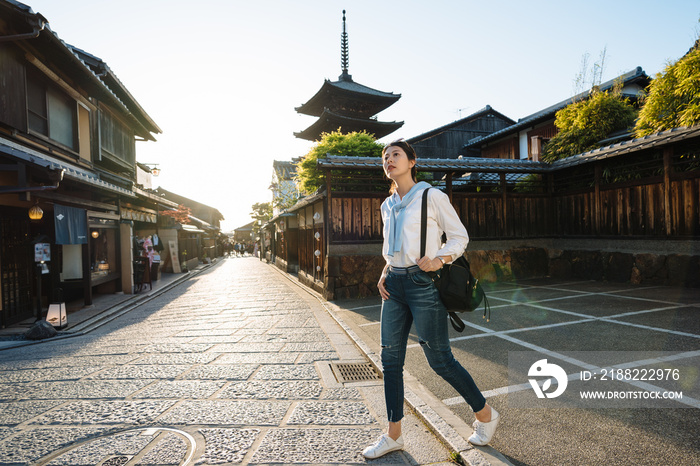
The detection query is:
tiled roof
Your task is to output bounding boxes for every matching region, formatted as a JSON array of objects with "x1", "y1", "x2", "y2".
[
  {"x1": 69, "y1": 45, "x2": 161, "y2": 134},
  {"x1": 317, "y1": 124, "x2": 700, "y2": 173},
  {"x1": 295, "y1": 78, "x2": 401, "y2": 118},
  {"x1": 318, "y1": 155, "x2": 549, "y2": 173},
  {"x1": 294, "y1": 108, "x2": 403, "y2": 141},
  {"x1": 327, "y1": 78, "x2": 401, "y2": 98},
  {"x1": 0, "y1": 138, "x2": 136, "y2": 197},
  {"x1": 553, "y1": 125, "x2": 700, "y2": 169}
]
